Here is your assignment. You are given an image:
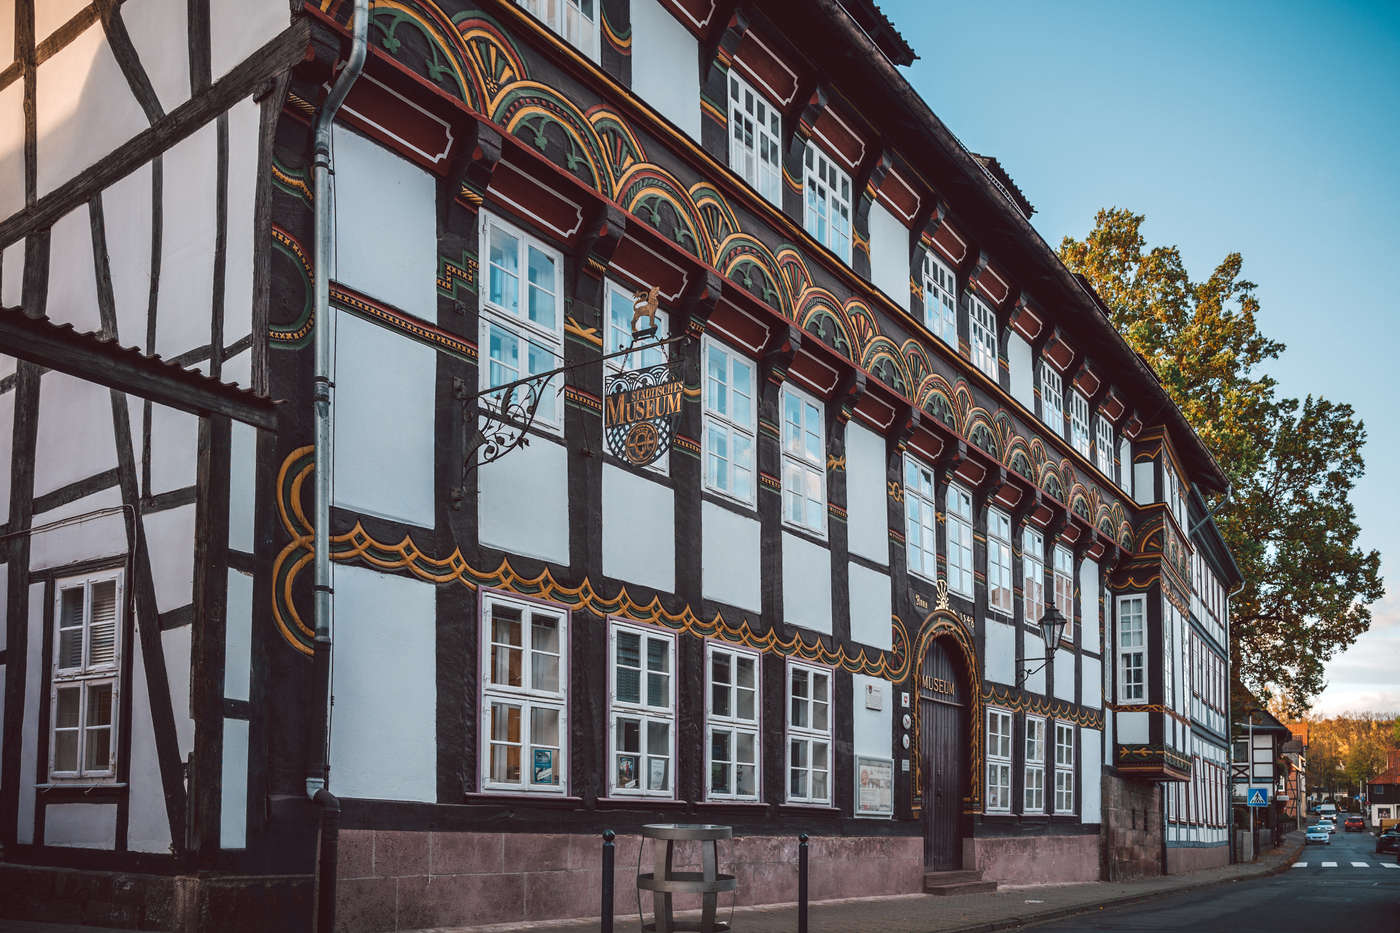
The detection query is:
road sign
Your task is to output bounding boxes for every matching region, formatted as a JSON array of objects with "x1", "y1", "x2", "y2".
[{"x1": 1247, "y1": 786, "x2": 1269, "y2": 807}]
